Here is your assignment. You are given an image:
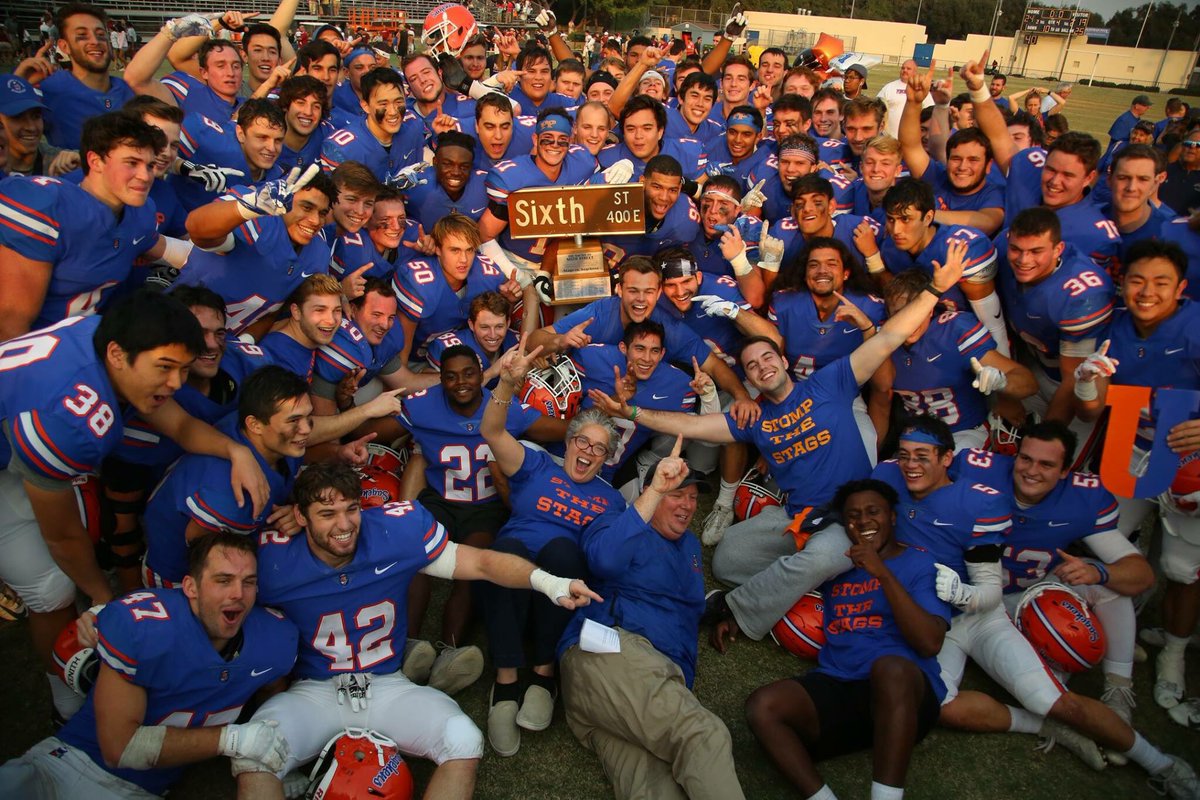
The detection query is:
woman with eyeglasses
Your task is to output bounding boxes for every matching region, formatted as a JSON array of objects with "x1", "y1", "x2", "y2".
[{"x1": 478, "y1": 336, "x2": 627, "y2": 757}]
